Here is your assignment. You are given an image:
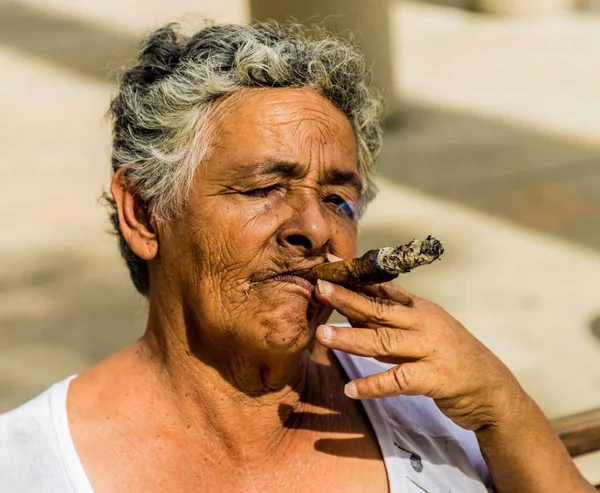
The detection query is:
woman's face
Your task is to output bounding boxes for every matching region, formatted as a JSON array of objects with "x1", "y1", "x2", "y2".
[{"x1": 159, "y1": 88, "x2": 360, "y2": 361}]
